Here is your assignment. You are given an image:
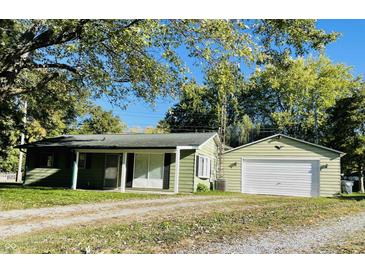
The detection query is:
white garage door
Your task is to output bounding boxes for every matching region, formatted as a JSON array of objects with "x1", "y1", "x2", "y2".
[{"x1": 242, "y1": 159, "x2": 320, "y2": 197}]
